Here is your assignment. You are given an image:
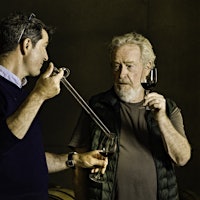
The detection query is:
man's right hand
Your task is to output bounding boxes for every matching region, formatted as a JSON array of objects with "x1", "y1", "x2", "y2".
[
  {"x1": 33, "y1": 62, "x2": 64, "y2": 101},
  {"x1": 74, "y1": 150, "x2": 108, "y2": 173}
]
